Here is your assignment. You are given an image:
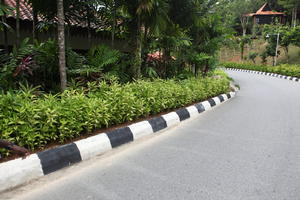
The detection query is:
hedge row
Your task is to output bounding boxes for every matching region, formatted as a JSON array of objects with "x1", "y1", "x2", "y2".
[
  {"x1": 222, "y1": 62, "x2": 300, "y2": 78},
  {"x1": 0, "y1": 72, "x2": 230, "y2": 151}
]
